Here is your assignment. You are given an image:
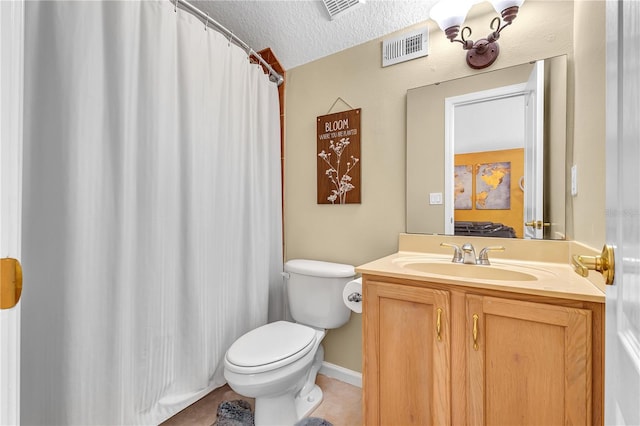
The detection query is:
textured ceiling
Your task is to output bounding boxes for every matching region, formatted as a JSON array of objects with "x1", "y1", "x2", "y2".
[{"x1": 192, "y1": 0, "x2": 440, "y2": 70}]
